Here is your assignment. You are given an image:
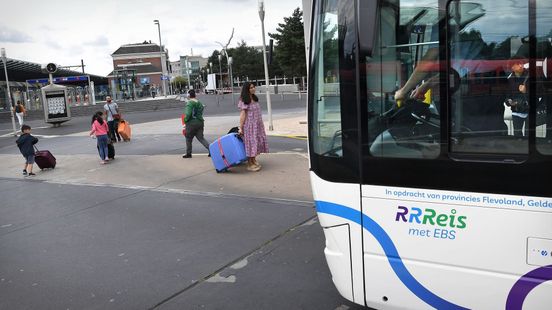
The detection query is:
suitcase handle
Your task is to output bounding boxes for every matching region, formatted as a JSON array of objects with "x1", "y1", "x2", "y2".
[{"x1": 34, "y1": 145, "x2": 40, "y2": 153}]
